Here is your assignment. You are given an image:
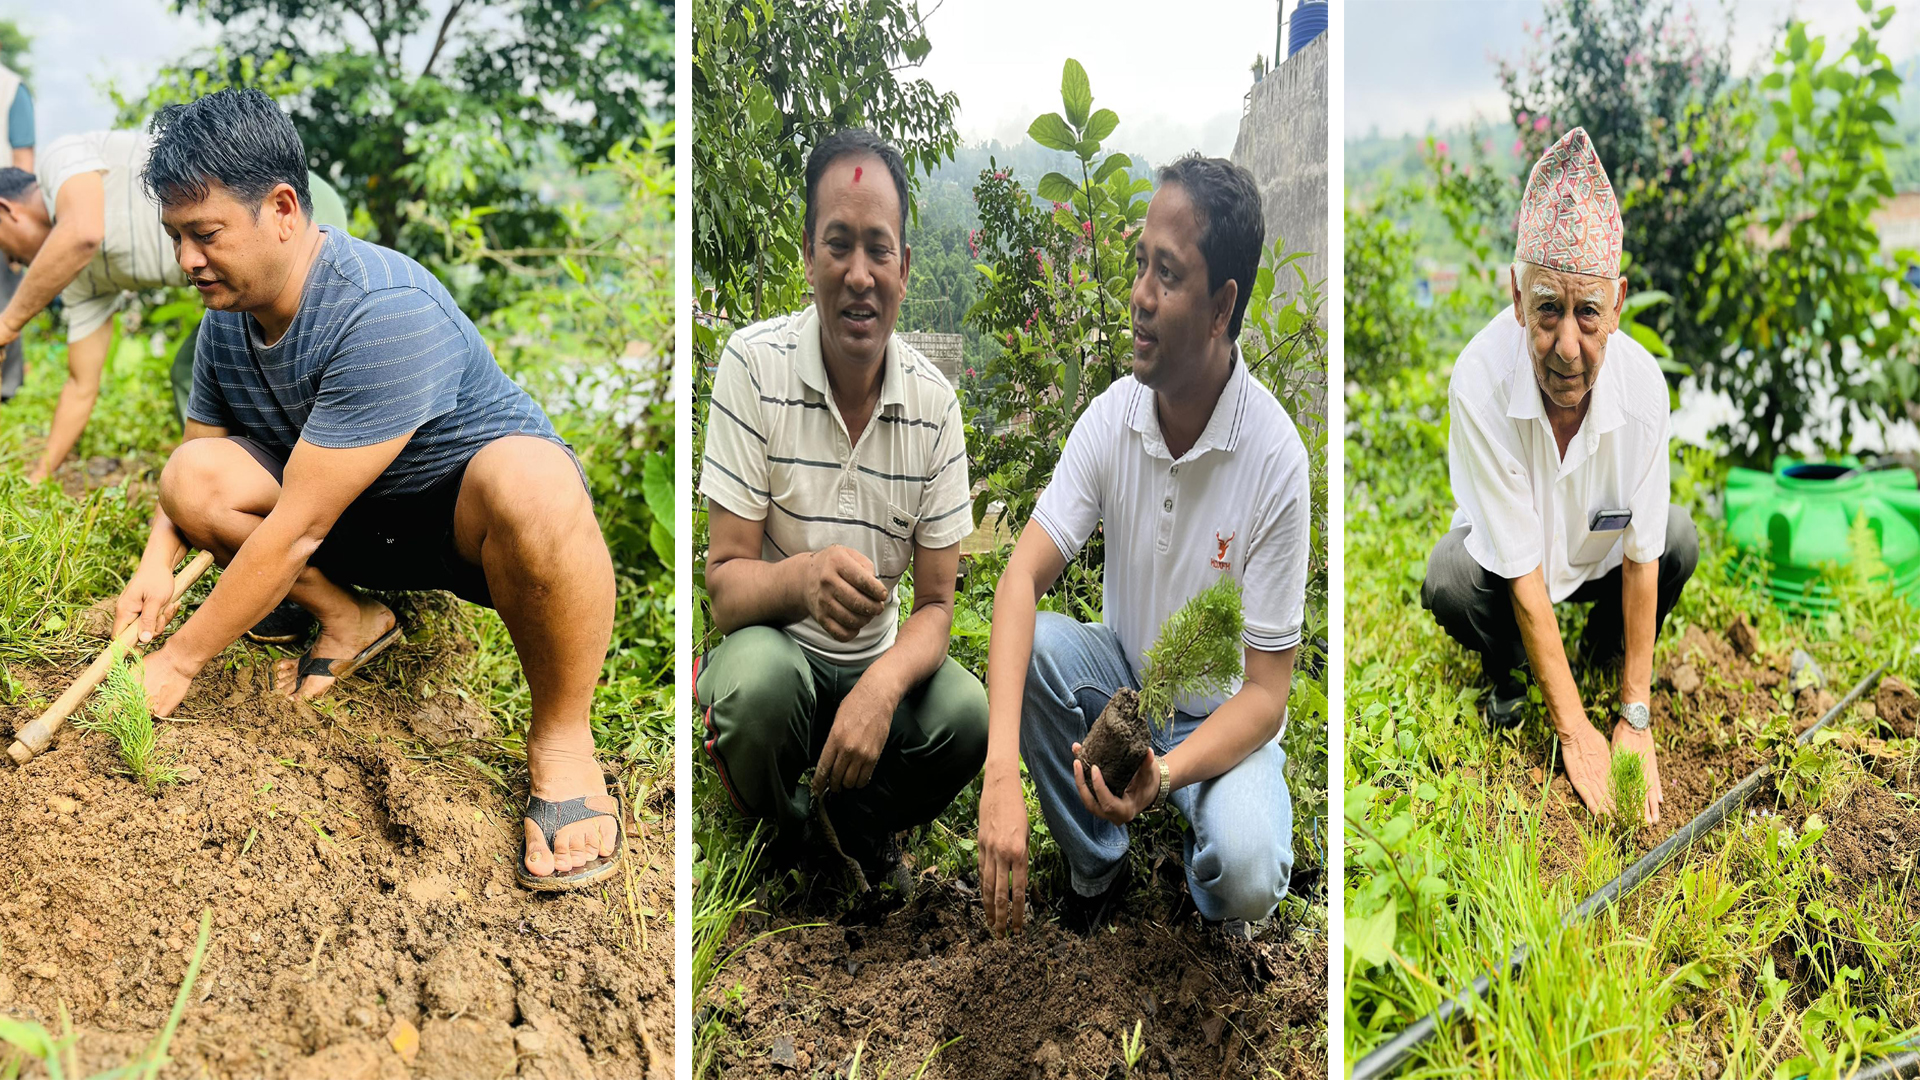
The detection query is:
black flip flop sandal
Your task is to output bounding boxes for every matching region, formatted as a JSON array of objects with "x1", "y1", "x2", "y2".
[
  {"x1": 288, "y1": 621, "x2": 405, "y2": 695},
  {"x1": 516, "y1": 778, "x2": 626, "y2": 892}
]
